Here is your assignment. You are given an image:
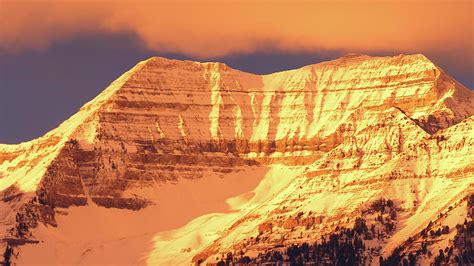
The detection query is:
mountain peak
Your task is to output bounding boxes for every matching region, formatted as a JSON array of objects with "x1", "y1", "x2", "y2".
[{"x1": 1, "y1": 54, "x2": 473, "y2": 265}]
